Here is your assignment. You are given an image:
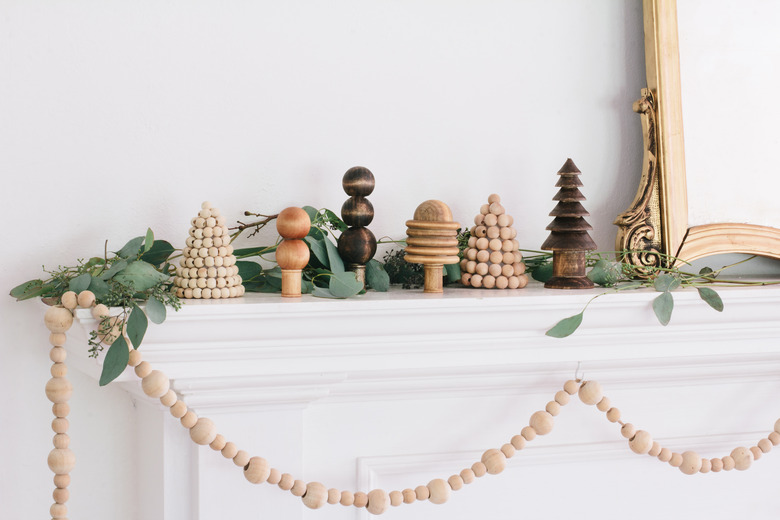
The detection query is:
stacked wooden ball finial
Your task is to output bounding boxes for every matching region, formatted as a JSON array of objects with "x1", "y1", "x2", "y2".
[
  {"x1": 275, "y1": 207, "x2": 311, "y2": 298},
  {"x1": 337, "y1": 166, "x2": 377, "y2": 288},
  {"x1": 461, "y1": 194, "x2": 528, "y2": 289},
  {"x1": 174, "y1": 201, "x2": 244, "y2": 299},
  {"x1": 404, "y1": 200, "x2": 460, "y2": 293}
]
